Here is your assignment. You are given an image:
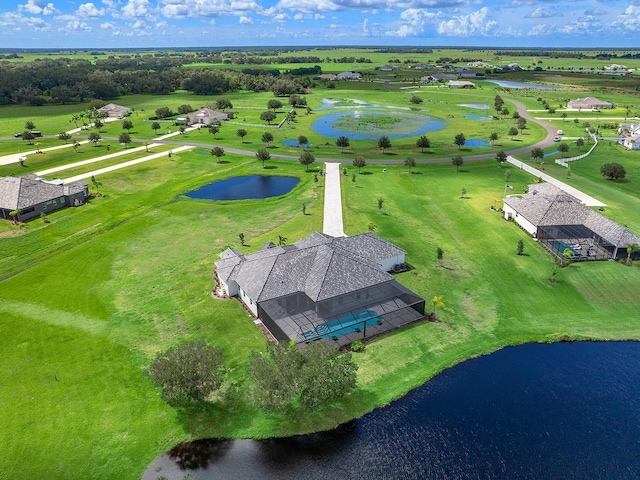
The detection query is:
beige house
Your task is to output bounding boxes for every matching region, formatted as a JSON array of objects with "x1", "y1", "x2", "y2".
[
  {"x1": 97, "y1": 103, "x2": 131, "y2": 119},
  {"x1": 567, "y1": 97, "x2": 613, "y2": 110},
  {"x1": 185, "y1": 108, "x2": 231, "y2": 126}
]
